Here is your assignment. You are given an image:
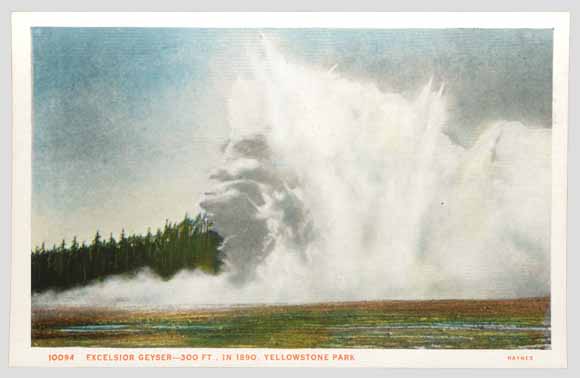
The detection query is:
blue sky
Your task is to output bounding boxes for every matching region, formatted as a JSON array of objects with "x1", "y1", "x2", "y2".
[{"x1": 32, "y1": 28, "x2": 553, "y2": 246}]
